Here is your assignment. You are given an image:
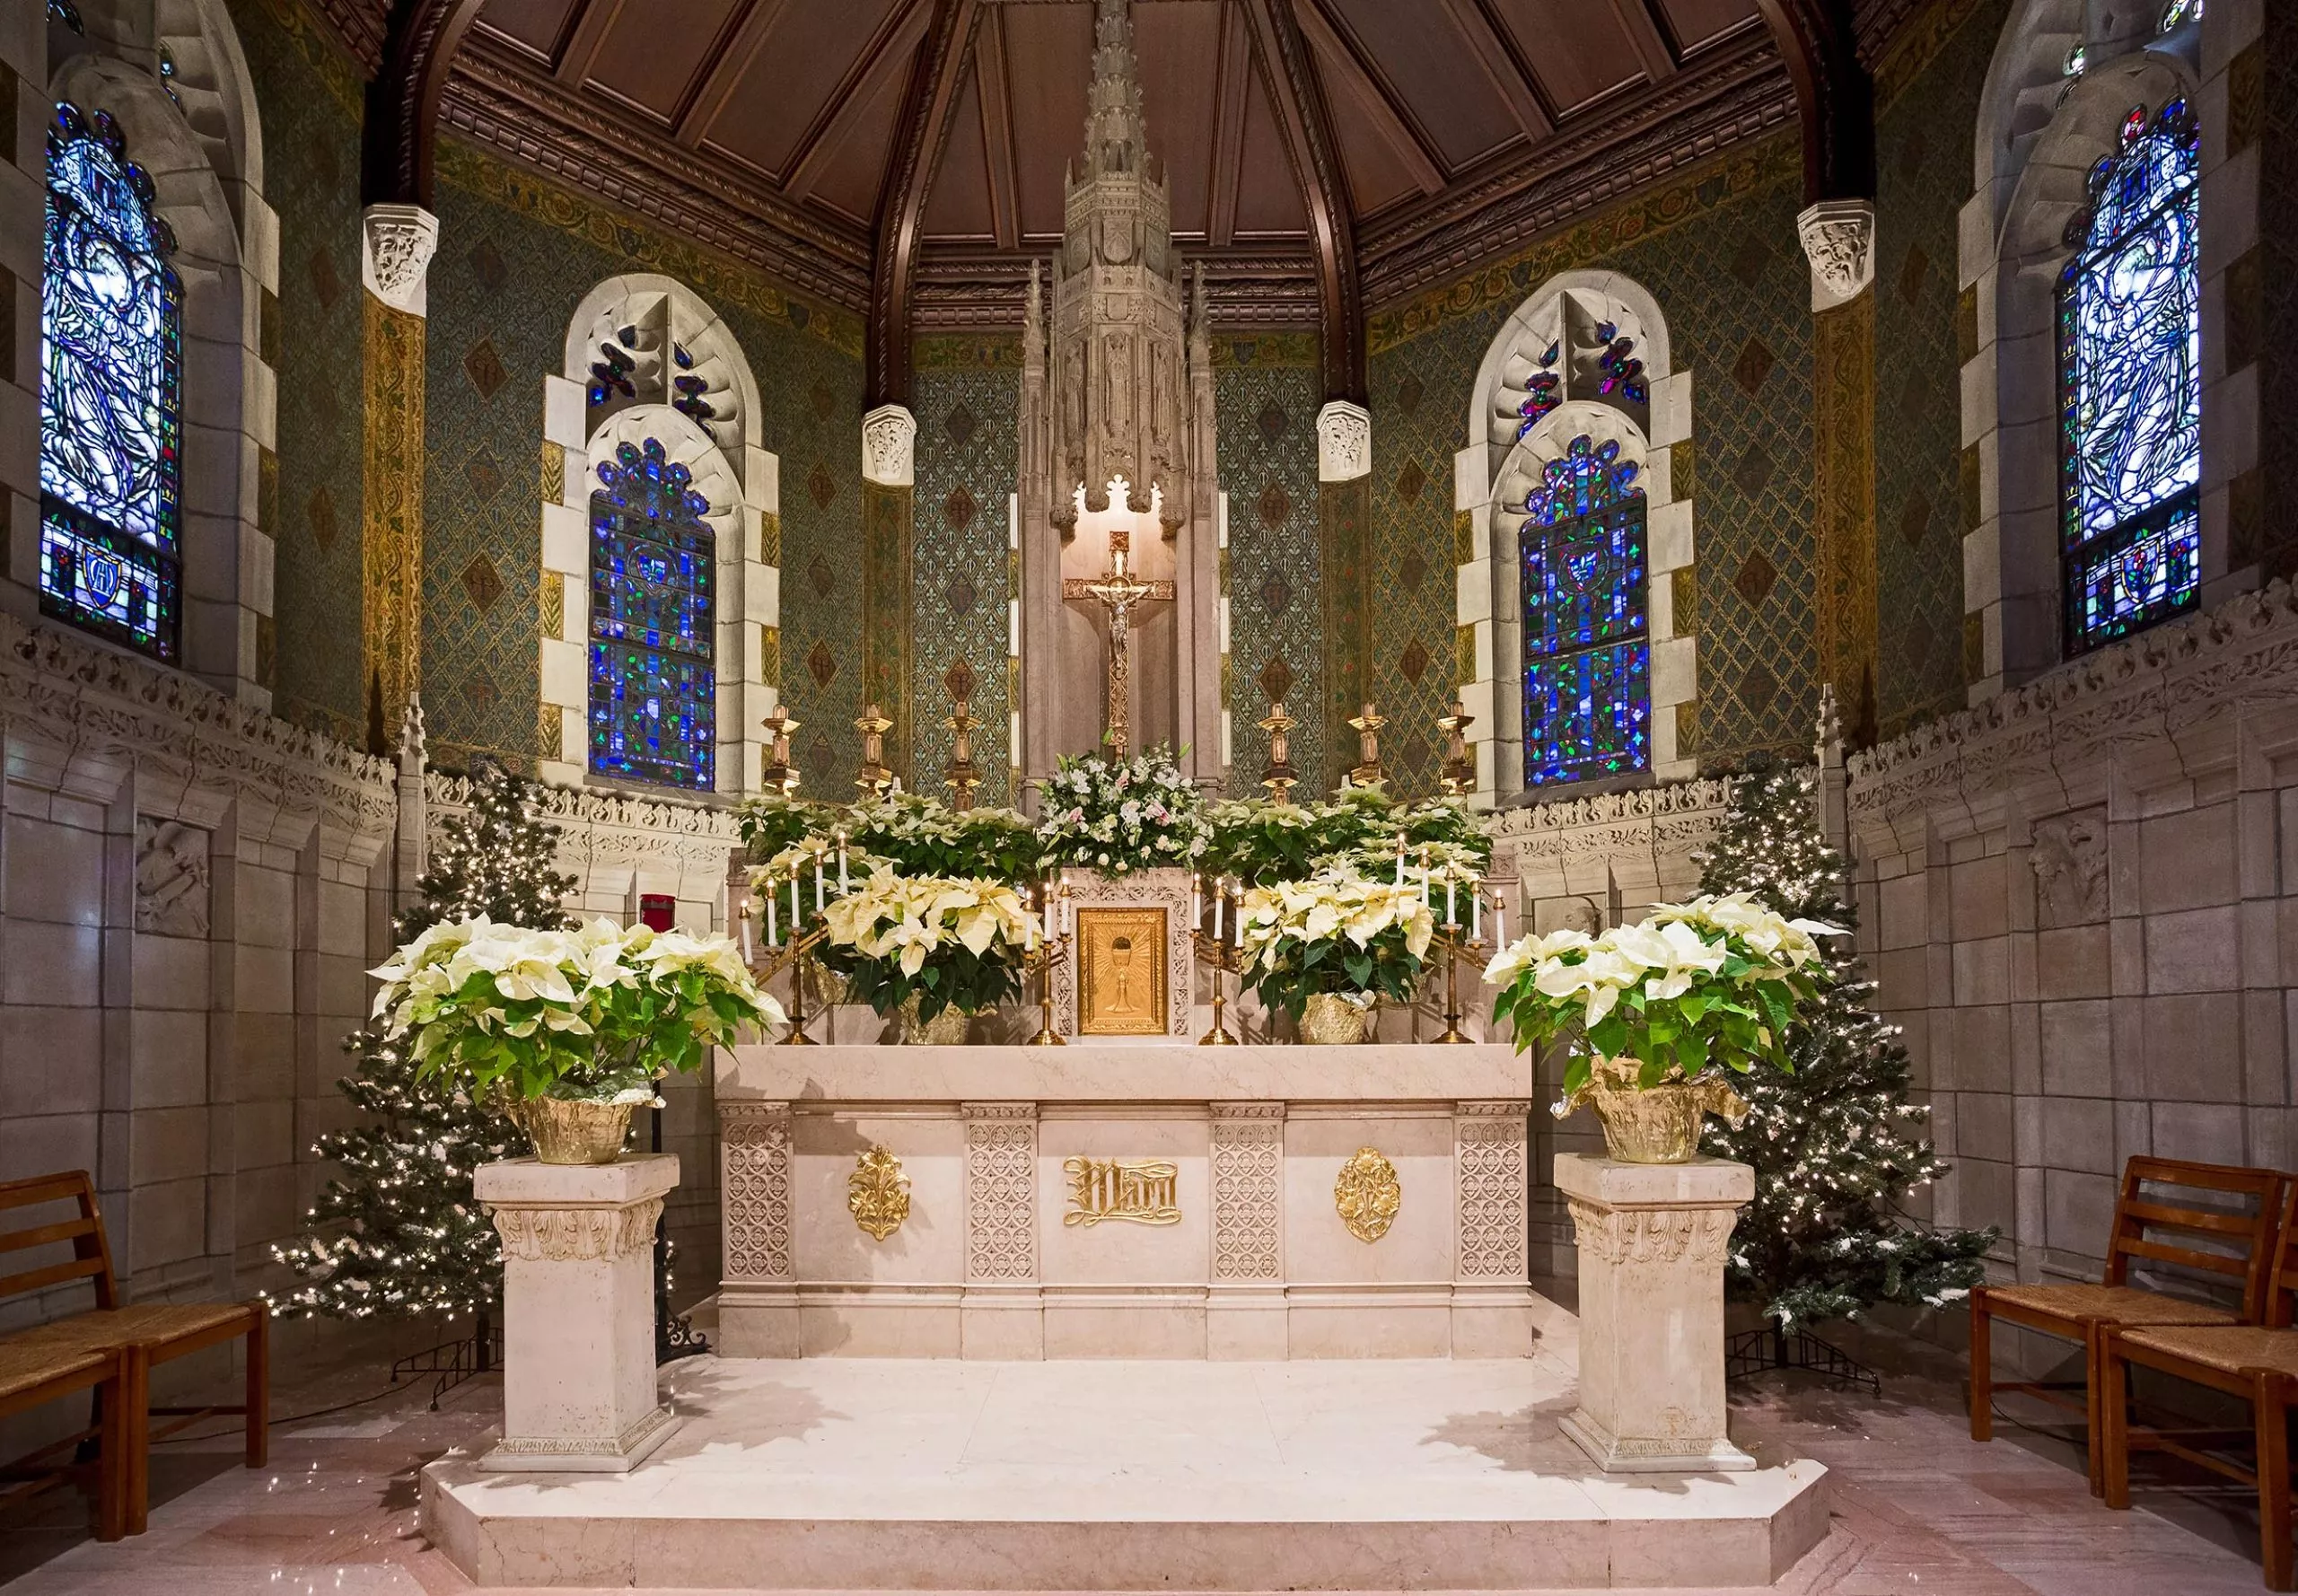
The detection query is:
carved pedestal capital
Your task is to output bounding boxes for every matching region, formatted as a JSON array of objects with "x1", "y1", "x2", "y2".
[
  {"x1": 1316, "y1": 400, "x2": 1372, "y2": 483},
  {"x1": 361, "y1": 203, "x2": 439, "y2": 316},
  {"x1": 1796, "y1": 198, "x2": 1875, "y2": 312},
  {"x1": 862, "y1": 404, "x2": 918, "y2": 487}
]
